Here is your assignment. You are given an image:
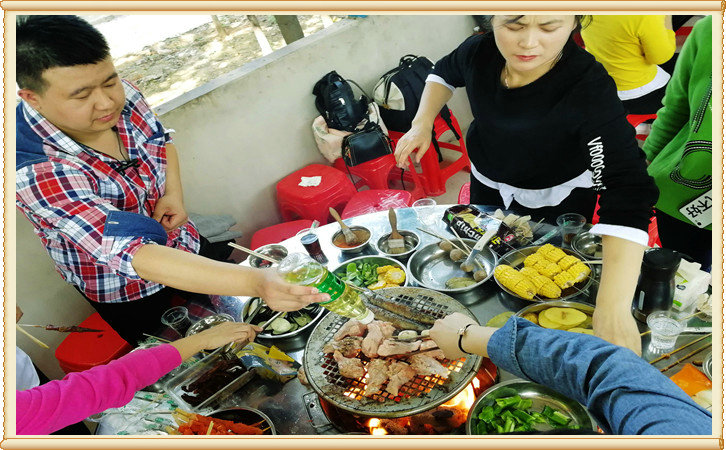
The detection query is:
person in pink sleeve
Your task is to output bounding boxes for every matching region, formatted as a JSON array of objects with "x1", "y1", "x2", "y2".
[{"x1": 16, "y1": 321, "x2": 261, "y2": 435}]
